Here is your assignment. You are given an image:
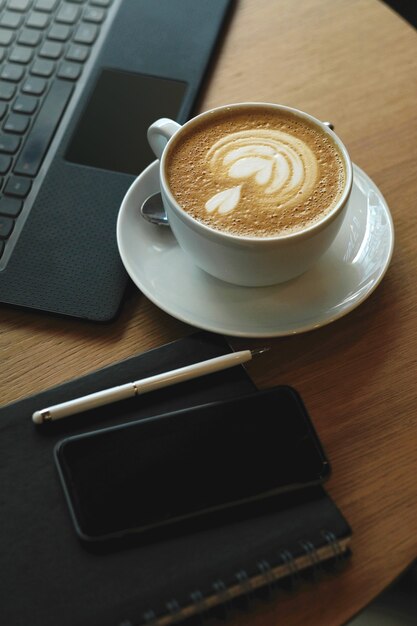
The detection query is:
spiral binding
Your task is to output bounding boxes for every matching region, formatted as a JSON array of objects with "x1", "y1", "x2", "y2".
[
  {"x1": 322, "y1": 530, "x2": 347, "y2": 570},
  {"x1": 323, "y1": 530, "x2": 342, "y2": 558},
  {"x1": 300, "y1": 540, "x2": 321, "y2": 580},
  {"x1": 256, "y1": 559, "x2": 275, "y2": 596},
  {"x1": 212, "y1": 578, "x2": 231, "y2": 618},
  {"x1": 189, "y1": 589, "x2": 206, "y2": 619},
  {"x1": 137, "y1": 530, "x2": 348, "y2": 626},
  {"x1": 279, "y1": 549, "x2": 299, "y2": 588},
  {"x1": 166, "y1": 599, "x2": 181, "y2": 617}
]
